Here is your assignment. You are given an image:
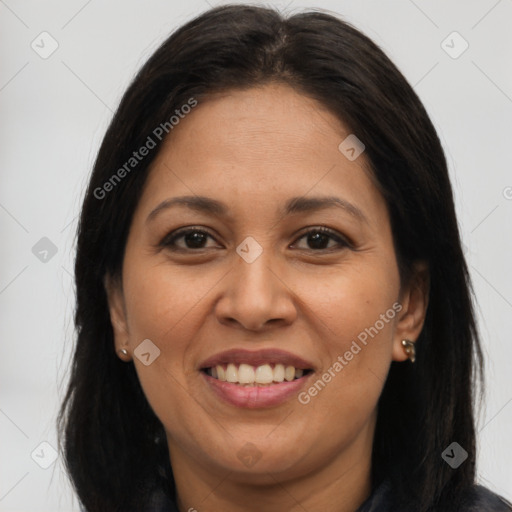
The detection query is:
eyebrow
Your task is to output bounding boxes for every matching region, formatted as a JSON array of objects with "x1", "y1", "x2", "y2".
[{"x1": 146, "y1": 195, "x2": 367, "y2": 224}]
